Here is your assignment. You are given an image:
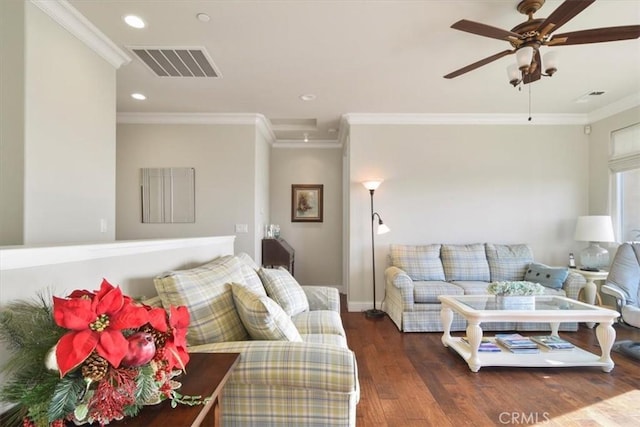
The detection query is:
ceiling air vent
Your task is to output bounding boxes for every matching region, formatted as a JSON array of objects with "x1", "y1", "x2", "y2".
[
  {"x1": 575, "y1": 90, "x2": 606, "y2": 103},
  {"x1": 129, "y1": 47, "x2": 221, "y2": 78}
]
